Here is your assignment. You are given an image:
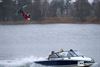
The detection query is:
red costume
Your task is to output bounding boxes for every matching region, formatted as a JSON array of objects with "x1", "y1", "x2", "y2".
[
  {"x1": 21, "y1": 11, "x2": 30, "y2": 21},
  {"x1": 19, "y1": 9, "x2": 30, "y2": 23}
]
